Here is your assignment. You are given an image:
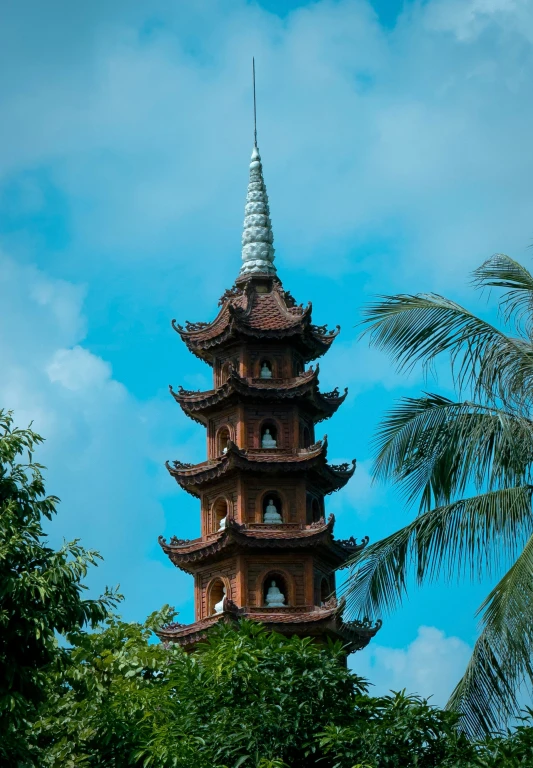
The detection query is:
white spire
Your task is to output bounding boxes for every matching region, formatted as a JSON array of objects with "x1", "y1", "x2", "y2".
[{"x1": 239, "y1": 145, "x2": 276, "y2": 277}]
